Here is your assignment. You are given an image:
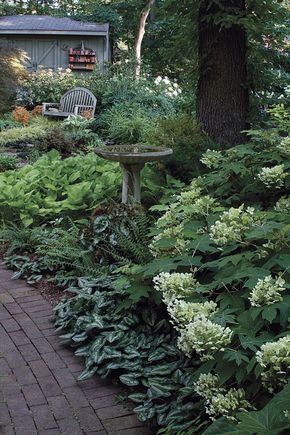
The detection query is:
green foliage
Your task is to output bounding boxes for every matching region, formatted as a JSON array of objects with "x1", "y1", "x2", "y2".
[
  {"x1": 145, "y1": 113, "x2": 213, "y2": 180},
  {"x1": 54, "y1": 278, "x2": 207, "y2": 433},
  {"x1": 17, "y1": 67, "x2": 91, "y2": 108},
  {"x1": 97, "y1": 103, "x2": 157, "y2": 144},
  {"x1": 0, "y1": 154, "x2": 18, "y2": 172},
  {"x1": 0, "y1": 113, "x2": 22, "y2": 132},
  {"x1": 0, "y1": 117, "x2": 54, "y2": 148},
  {"x1": 137, "y1": 105, "x2": 290, "y2": 430},
  {"x1": 85, "y1": 203, "x2": 153, "y2": 266},
  {"x1": 0, "y1": 150, "x2": 121, "y2": 226}
]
